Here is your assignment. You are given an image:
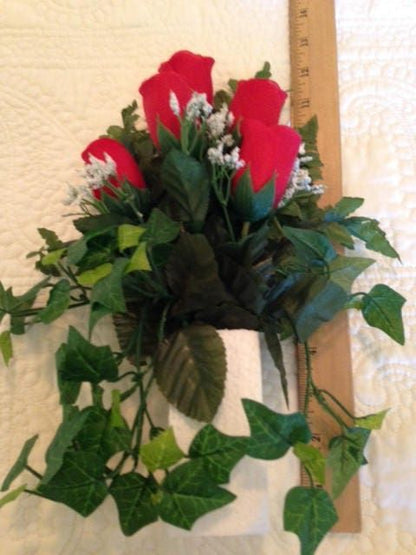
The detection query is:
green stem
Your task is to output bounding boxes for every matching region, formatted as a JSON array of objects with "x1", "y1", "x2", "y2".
[
  {"x1": 25, "y1": 465, "x2": 43, "y2": 480},
  {"x1": 221, "y1": 203, "x2": 236, "y2": 242},
  {"x1": 241, "y1": 221, "x2": 251, "y2": 238},
  {"x1": 319, "y1": 389, "x2": 355, "y2": 421},
  {"x1": 303, "y1": 341, "x2": 313, "y2": 415}
]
